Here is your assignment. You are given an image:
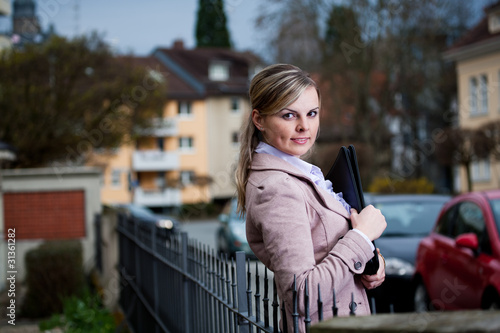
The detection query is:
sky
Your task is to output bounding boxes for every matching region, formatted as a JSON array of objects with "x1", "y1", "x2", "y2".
[
  {"x1": 7, "y1": 0, "x2": 263, "y2": 56},
  {"x1": 0, "y1": 0, "x2": 496, "y2": 58}
]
